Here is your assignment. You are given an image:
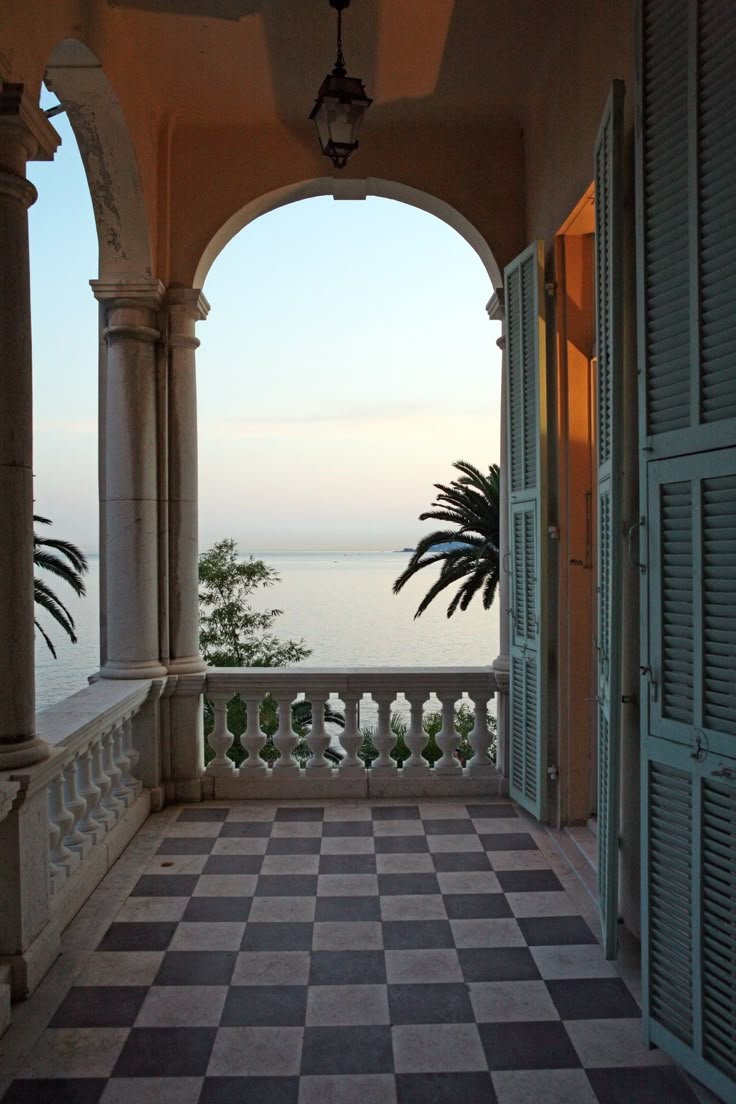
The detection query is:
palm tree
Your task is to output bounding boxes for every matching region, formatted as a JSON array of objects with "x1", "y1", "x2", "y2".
[
  {"x1": 393, "y1": 460, "x2": 500, "y2": 619},
  {"x1": 34, "y1": 515, "x2": 89, "y2": 657}
]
